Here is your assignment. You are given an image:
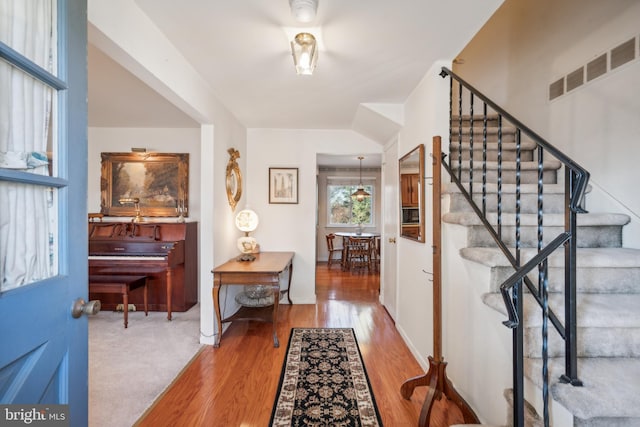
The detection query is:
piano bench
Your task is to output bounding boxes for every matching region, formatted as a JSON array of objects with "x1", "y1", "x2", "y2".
[{"x1": 89, "y1": 275, "x2": 148, "y2": 328}]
